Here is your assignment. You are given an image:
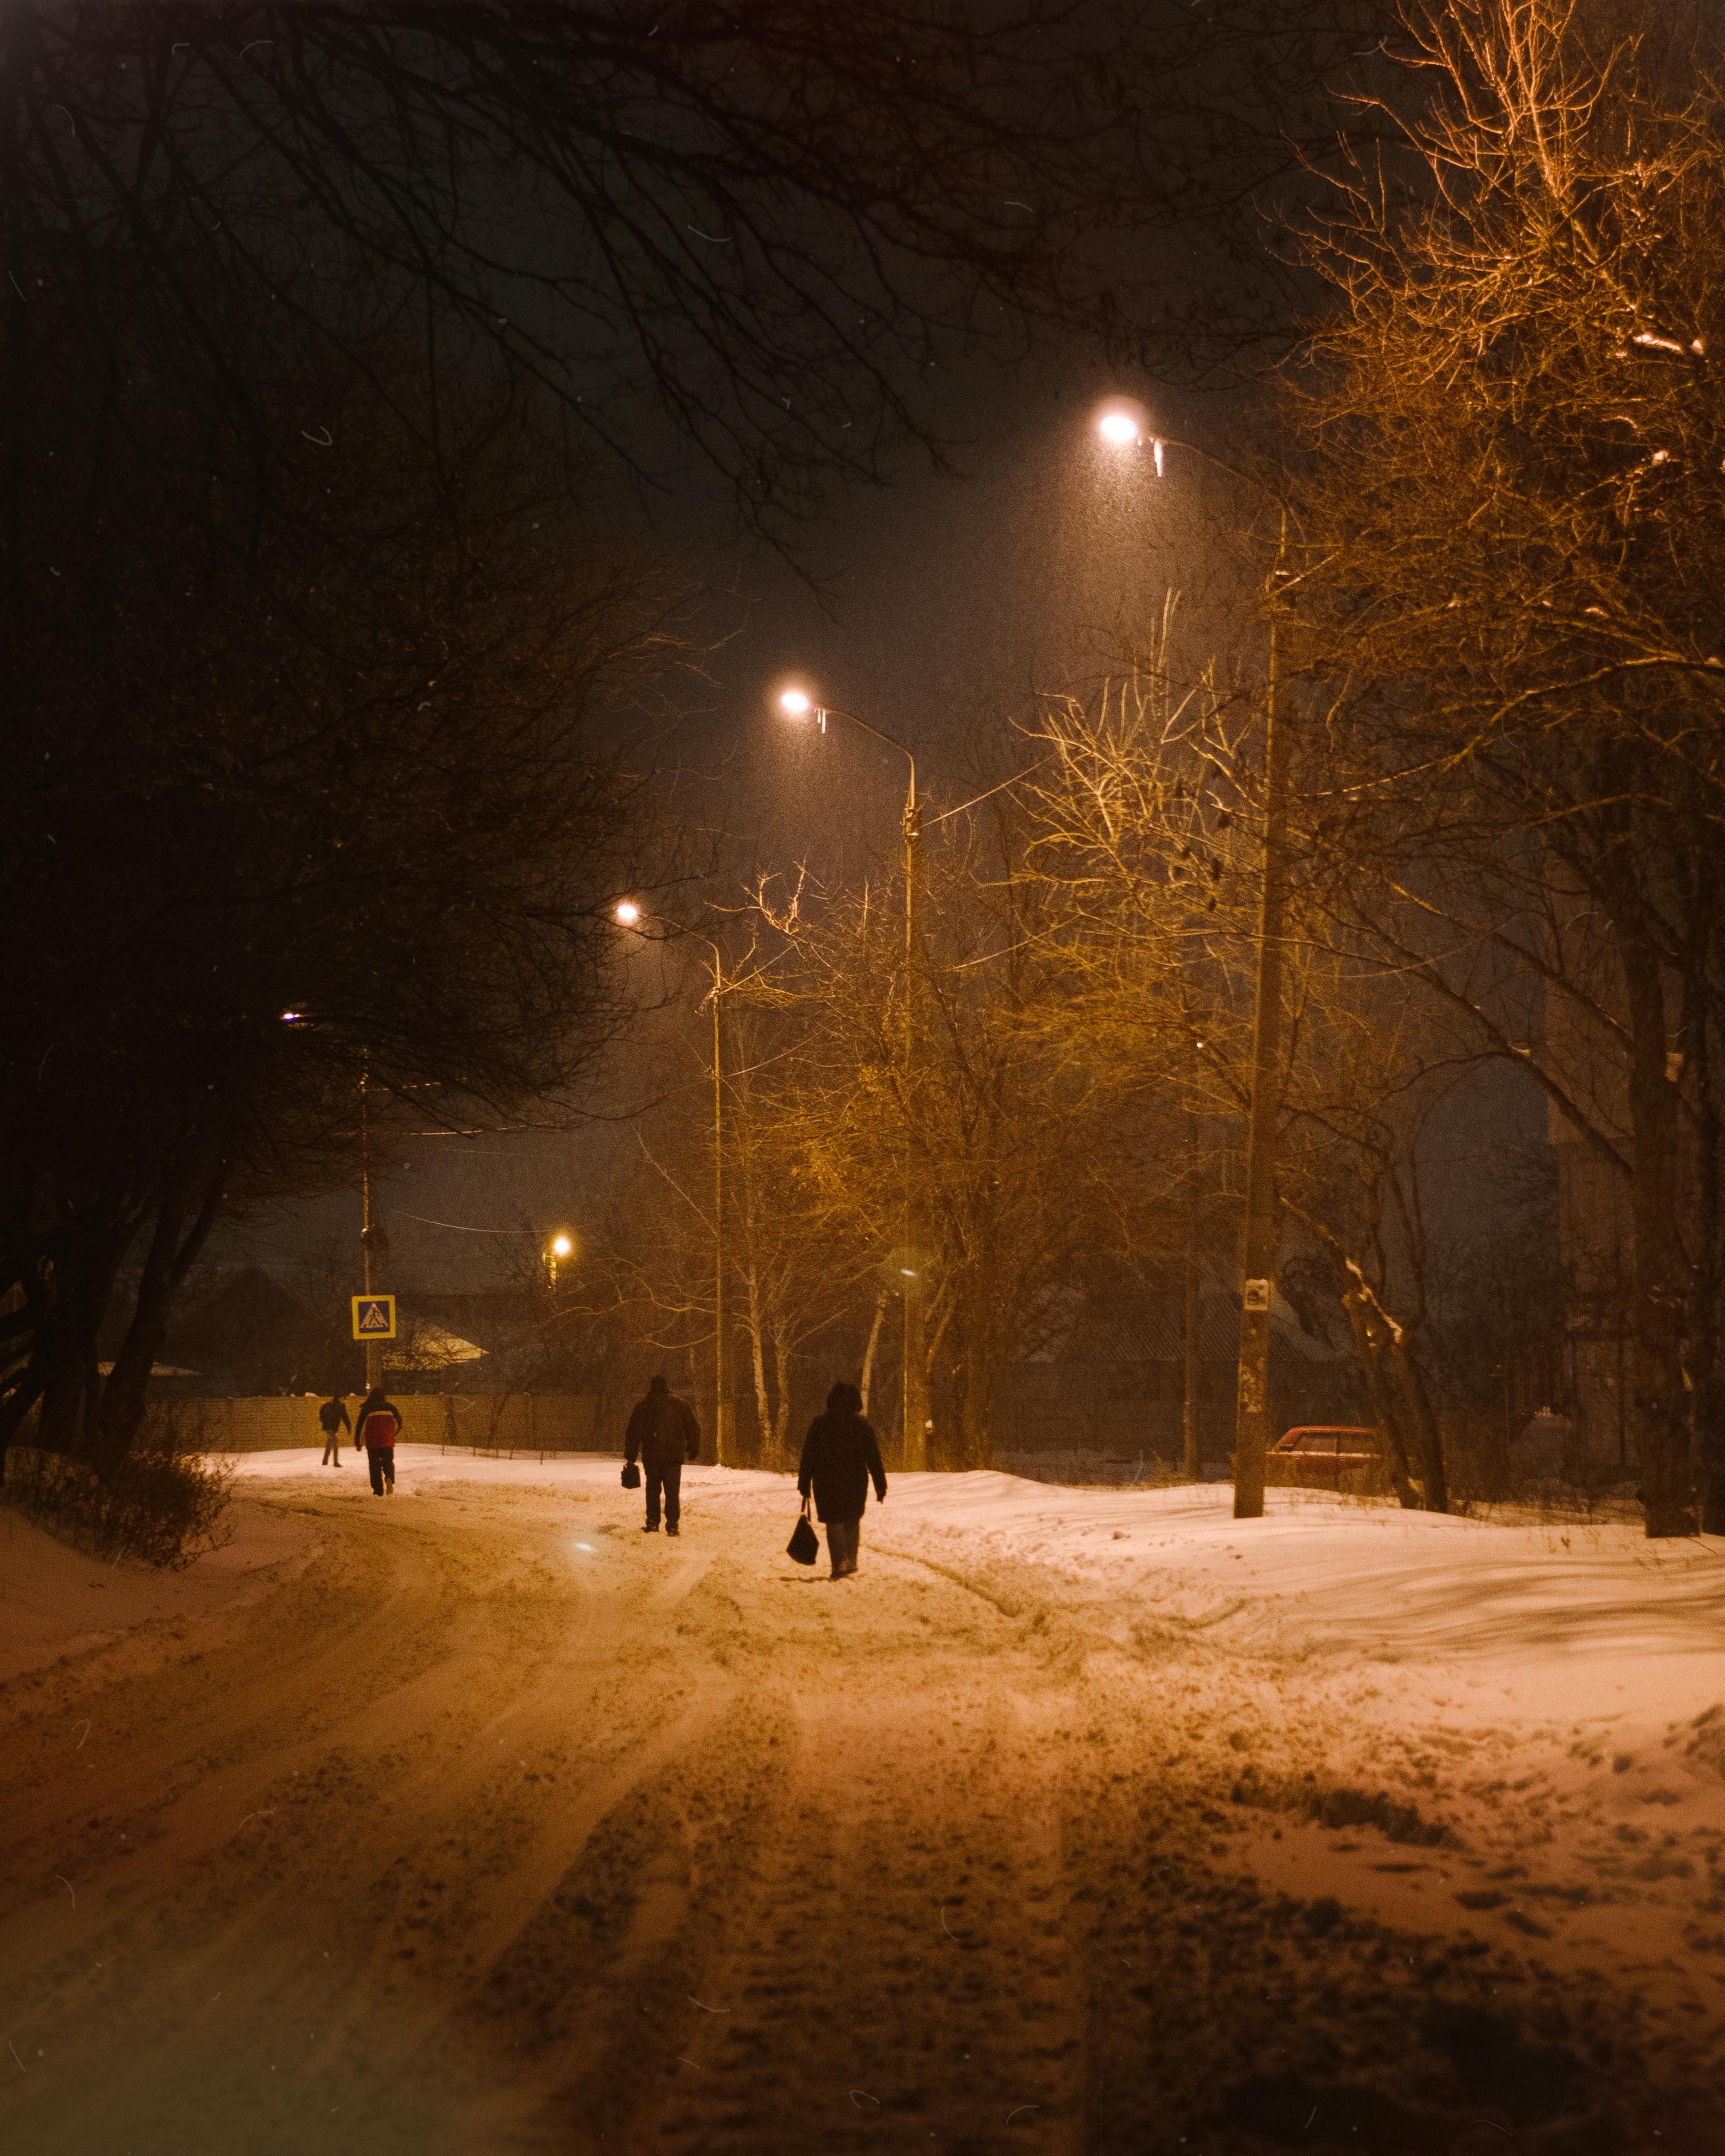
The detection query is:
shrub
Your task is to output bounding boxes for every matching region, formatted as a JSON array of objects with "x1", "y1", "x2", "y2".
[{"x1": 2, "y1": 1439, "x2": 234, "y2": 1571}]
